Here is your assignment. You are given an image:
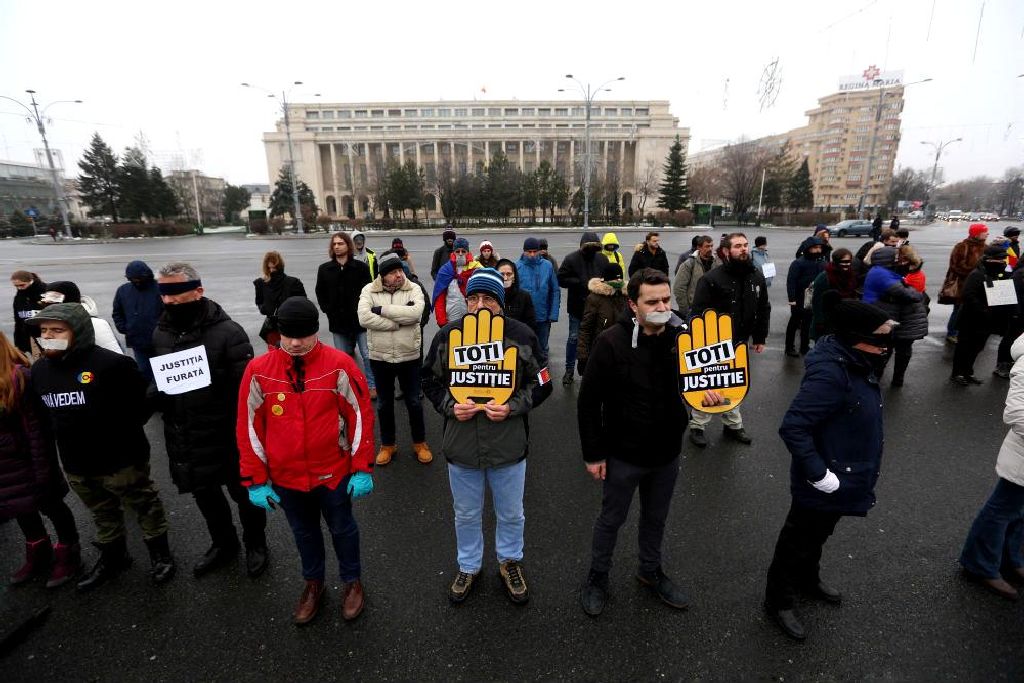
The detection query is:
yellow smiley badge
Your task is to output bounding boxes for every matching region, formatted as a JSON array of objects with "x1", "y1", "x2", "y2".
[
  {"x1": 447, "y1": 309, "x2": 517, "y2": 408},
  {"x1": 271, "y1": 404, "x2": 284, "y2": 416},
  {"x1": 677, "y1": 309, "x2": 750, "y2": 414},
  {"x1": 277, "y1": 393, "x2": 286, "y2": 401}
]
